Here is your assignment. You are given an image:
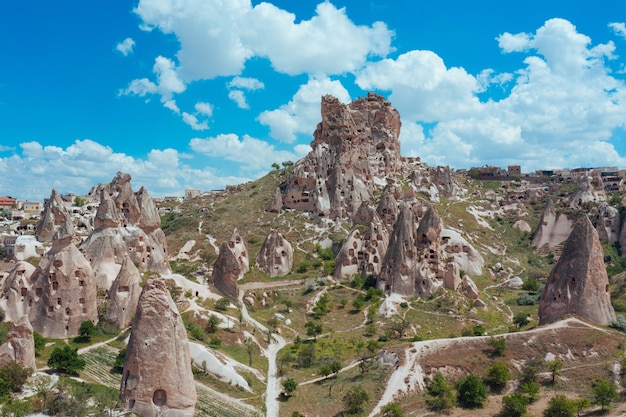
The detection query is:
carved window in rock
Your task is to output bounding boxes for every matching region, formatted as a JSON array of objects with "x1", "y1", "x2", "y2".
[
  {"x1": 57, "y1": 298, "x2": 62, "y2": 305},
  {"x1": 79, "y1": 280, "x2": 85, "y2": 287},
  {"x1": 20, "y1": 287, "x2": 27, "y2": 296},
  {"x1": 49, "y1": 272, "x2": 56, "y2": 282},
  {"x1": 65, "y1": 307, "x2": 71, "y2": 316},
  {"x1": 119, "y1": 285, "x2": 129, "y2": 292},
  {"x1": 52, "y1": 281, "x2": 59, "y2": 291},
  {"x1": 152, "y1": 389, "x2": 167, "y2": 406},
  {"x1": 274, "y1": 256, "x2": 282, "y2": 265},
  {"x1": 79, "y1": 298, "x2": 85, "y2": 304},
  {"x1": 75, "y1": 270, "x2": 81, "y2": 278},
  {"x1": 35, "y1": 288, "x2": 42, "y2": 297},
  {"x1": 53, "y1": 260, "x2": 63, "y2": 268},
  {"x1": 48, "y1": 306, "x2": 53, "y2": 313}
]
